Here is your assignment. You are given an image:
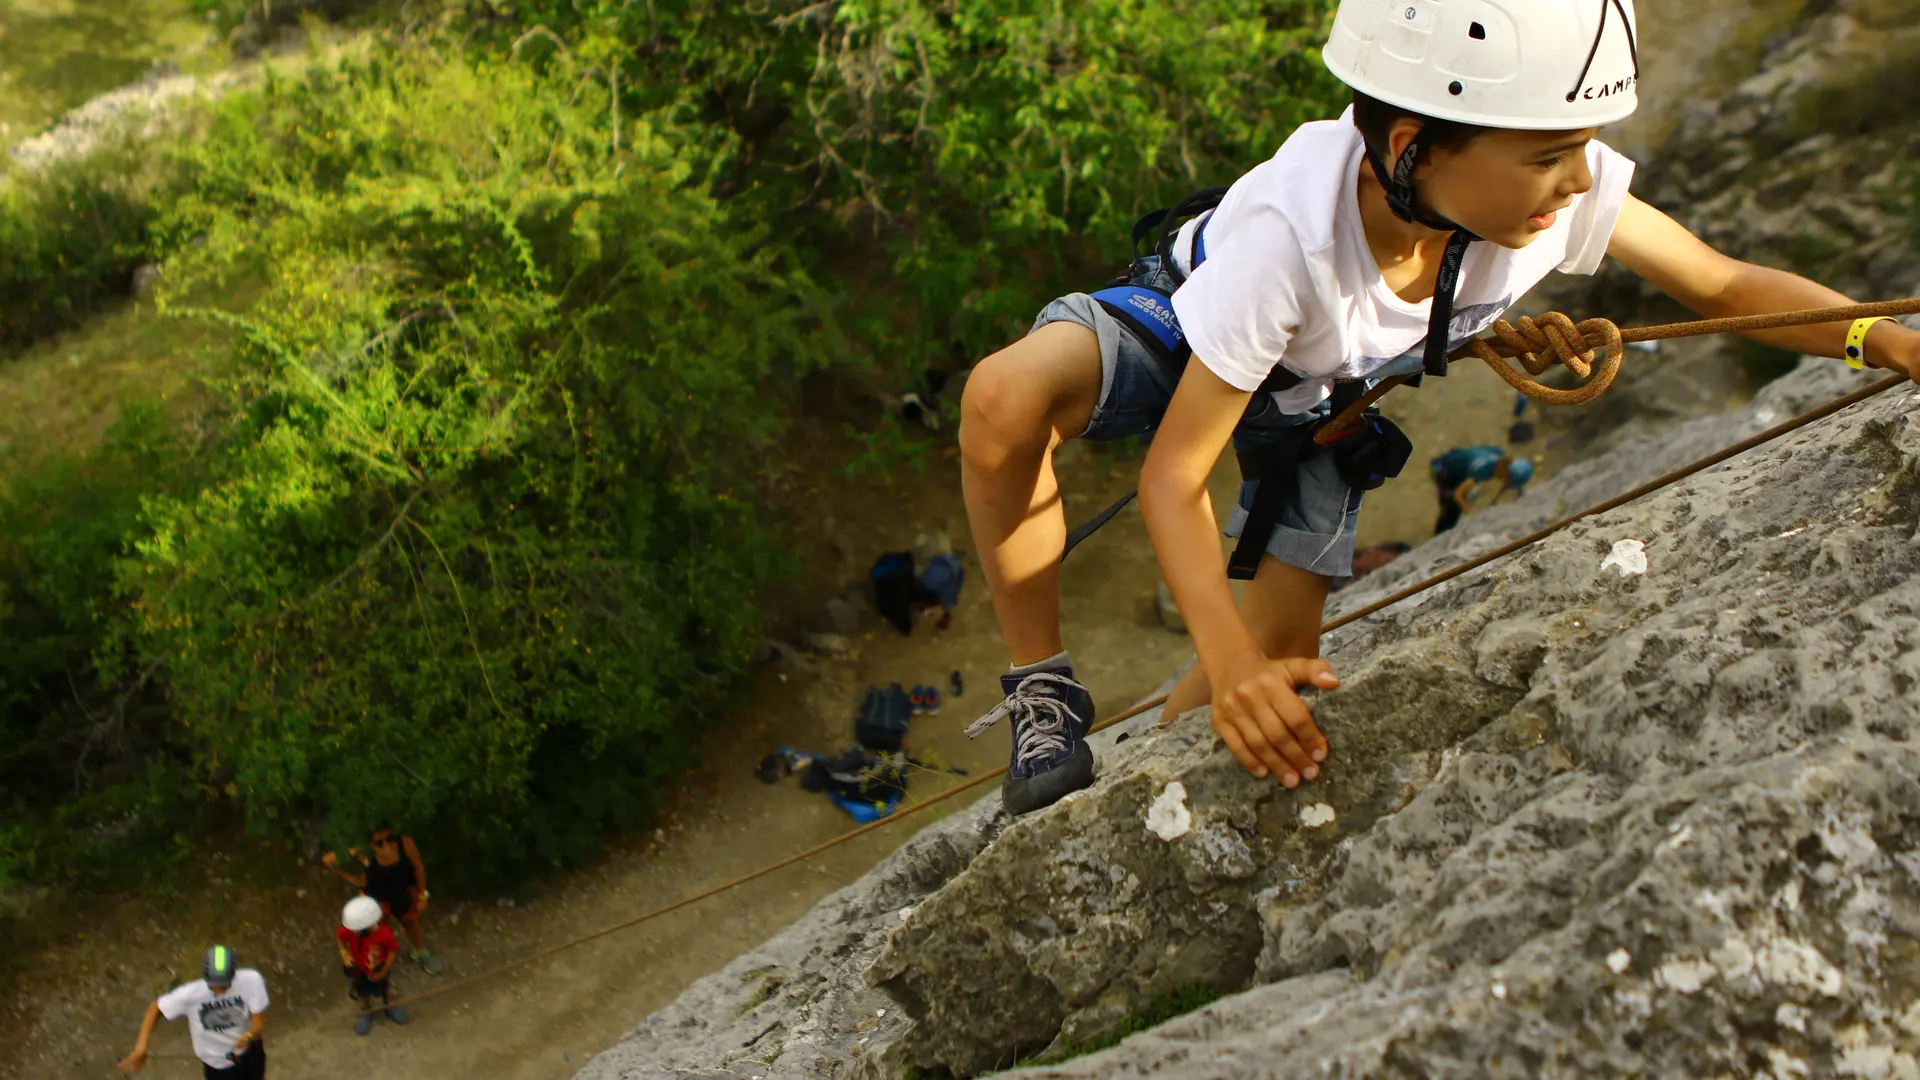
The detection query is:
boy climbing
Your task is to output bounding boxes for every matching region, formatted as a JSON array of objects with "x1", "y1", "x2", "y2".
[
  {"x1": 960, "y1": 0, "x2": 1920, "y2": 813},
  {"x1": 1431, "y1": 444, "x2": 1531, "y2": 534}
]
